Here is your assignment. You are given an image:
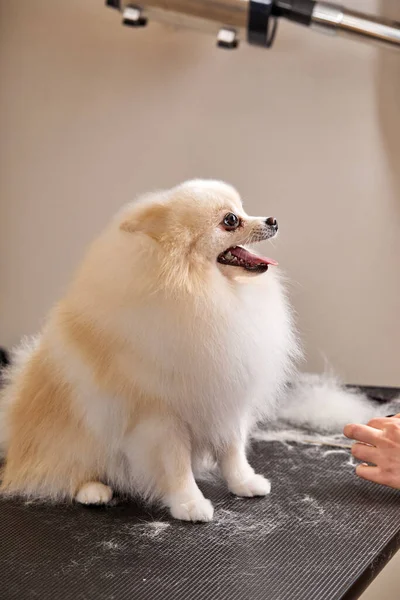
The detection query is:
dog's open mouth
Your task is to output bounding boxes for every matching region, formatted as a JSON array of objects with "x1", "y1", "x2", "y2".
[{"x1": 217, "y1": 246, "x2": 278, "y2": 273}]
